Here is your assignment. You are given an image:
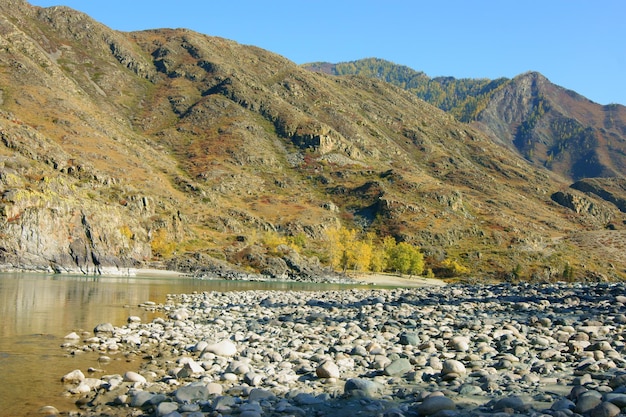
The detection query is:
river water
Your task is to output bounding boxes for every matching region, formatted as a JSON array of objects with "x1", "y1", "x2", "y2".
[{"x1": 0, "y1": 272, "x2": 361, "y2": 417}]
